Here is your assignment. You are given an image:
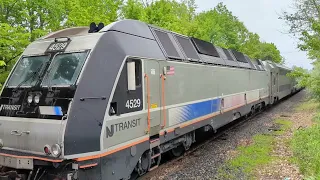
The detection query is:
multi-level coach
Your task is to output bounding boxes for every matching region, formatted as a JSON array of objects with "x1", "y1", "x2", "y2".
[{"x1": 0, "y1": 20, "x2": 299, "y2": 180}]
